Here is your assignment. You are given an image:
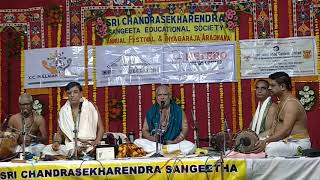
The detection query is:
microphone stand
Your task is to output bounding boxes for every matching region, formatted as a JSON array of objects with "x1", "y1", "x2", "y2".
[
  {"x1": 21, "y1": 116, "x2": 26, "y2": 160},
  {"x1": 191, "y1": 110, "x2": 199, "y2": 148},
  {"x1": 220, "y1": 116, "x2": 229, "y2": 180},
  {"x1": 222, "y1": 115, "x2": 230, "y2": 155},
  {"x1": 73, "y1": 116, "x2": 79, "y2": 159},
  {"x1": 151, "y1": 104, "x2": 164, "y2": 158},
  {"x1": 72, "y1": 103, "x2": 82, "y2": 160},
  {"x1": 220, "y1": 152, "x2": 224, "y2": 180}
]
